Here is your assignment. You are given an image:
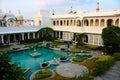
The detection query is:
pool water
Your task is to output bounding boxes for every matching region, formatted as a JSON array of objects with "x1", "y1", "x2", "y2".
[{"x1": 7, "y1": 47, "x2": 67, "y2": 80}]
